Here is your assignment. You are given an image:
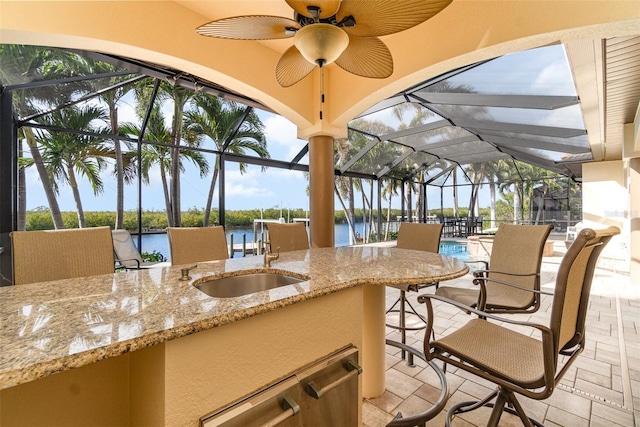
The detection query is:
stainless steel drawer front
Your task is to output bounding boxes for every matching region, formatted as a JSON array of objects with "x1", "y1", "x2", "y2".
[
  {"x1": 297, "y1": 347, "x2": 360, "y2": 427},
  {"x1": 200, "y1": 346, "x2": 360, "y2": 427},
  {"x1": 201, "y1": 377, "x2": 300, "y2": 427}
]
